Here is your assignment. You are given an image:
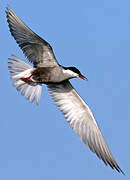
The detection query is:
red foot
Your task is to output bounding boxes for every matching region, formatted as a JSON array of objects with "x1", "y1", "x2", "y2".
[{"x1": 21, "y1": 75, "x2": 33, "y2": 83}]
